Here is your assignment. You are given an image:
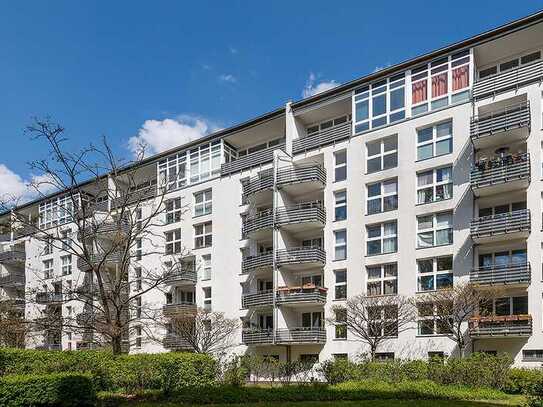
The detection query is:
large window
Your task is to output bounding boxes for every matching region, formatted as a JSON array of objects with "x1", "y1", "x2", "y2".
[
  {"x1": 43, "y1": 259, "x2": 54, "y2": 279},
  {"x1": 237, "y1": 137, "x2": 285, "y2": 156},
  {"x1": 367, "y1": 263, "x2": 398, "y2": 296},
  {"x1": 334, "y1": 230, "x2": 347, "y2": 260},
  {"x1": 478, "y1": 249, "x2": 527, "y2": 269},
  {"x1": 334, "y1": 308, "x2": 347, "y2": 339},
  {"x1": 417, "y1": 121, "x2": 452, "y2": 161},
  {"x1": 411, "y1": 50, "x2": 471, "y2": 116},
  {"x1": 478, "y1": 50, "x2": 541, "y2": 79},
  {"x1": 417, "y1": 302, "x2": 452, "y2": 335},
  {"x1": 61, "y1": 255, "x2": 72, "y2": 276},
  {"x1": 202, "y1": 254, "x2": 212, "y2": 280},
  {"x1": 307, "y1": 115, "x2": 350, "y2": 135},
  {"x1": 165, "y1": 229, "x2": 182, "y2": 255},
  {"x1": 203, "y1": 287, "x2": 212, "y2": 311},
  {"x1": 334, "y1": 270, "x2": 347, "y2": 300},
  {"x1": 194, "y1": 189, "x2": 212, "y2": 217},
  {"x1": 367, "y1": 221, "x2": 397, "y2": 256},
  {"x1": 417, "y1": 256, "x2": 453, "y2": 292},
  {"x1": 354, "y1": 73, "x2": 406, "y2": 133},
  {"x1": 39, "y1": 195, "x2": 75, "y2": 229},
  {"x1": 334, "y1": 190, "x2": 347, "y2": 221},
  {"x1": 165, "y1": 197, "x2": 183, "y2": 224},
  {"x1": 367, "y1": 136, "x2": 398, "y2": 174},
  {"x1": 417, "y1": 212, "x2": 452, "y2": 248},
  {"x1": 367, "y1": 179, "x2": 398, "y2": 214},
  {"x1": 334, "y1": 150, "x2": 347, "y2": 182},
  {"x1": 194, "y1": 222, "x2": 212, "y2": 249},
  {"x1": 417, "y1": 167, "x2": 452, "y2": 204},
  {"x1": 479, "y1": 296, "x2": 528, "y2": 316}
]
